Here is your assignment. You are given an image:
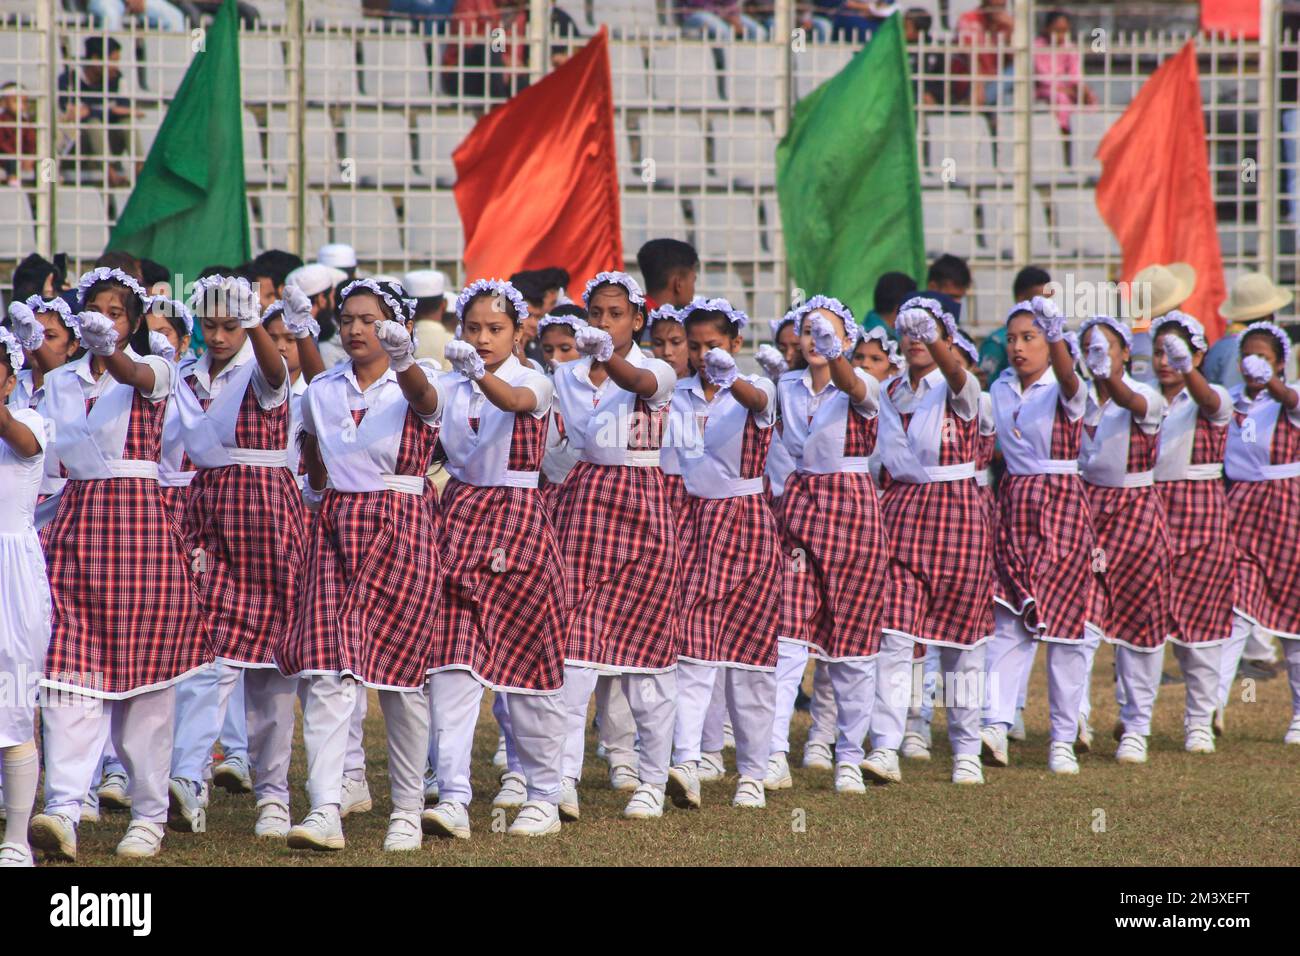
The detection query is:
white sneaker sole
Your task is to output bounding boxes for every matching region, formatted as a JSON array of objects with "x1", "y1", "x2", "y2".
[
  {"x1": 492, "y1": 793, "x2": 527, "y2": 809},
  {"x1": 286, "y1": 828, "x2": 345, "y2": 851},
  {"x1": 115, "y1": 842, "x2": 161, "y2": 859},
  {"x1": 97, "y1": 788, "x2": 132, "y2": 811},
  {"x1": 508, "y1": 819, "x2": 561, "y2": 837},
  {"x1": 622, "y1": 807, "x2": 663, "y2": 820},
  {"x1": 609, "y1": 776, "x2": 640, "y2": 793},
  {"x1": 665, "y1": 770, "x2": 700, "y2": 810},
  {"x1": 422, "y1": 815, "x2": 470, "y2": 840},
  {"x1": 860, "y1": 763, "x2": 901, "y2": 785},
  {"x1": 29, "y1": 818, "x2": 76, "y2": 862},
  {"x1": 340, "y1": 798, "x2": 373, "y2": 819},
  {"x1": 980, "y1": 739, "x2": 1009, "y2": 768},
  {"x1": 213, "y1": 765, "x2": 253, "y2": 795}
]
